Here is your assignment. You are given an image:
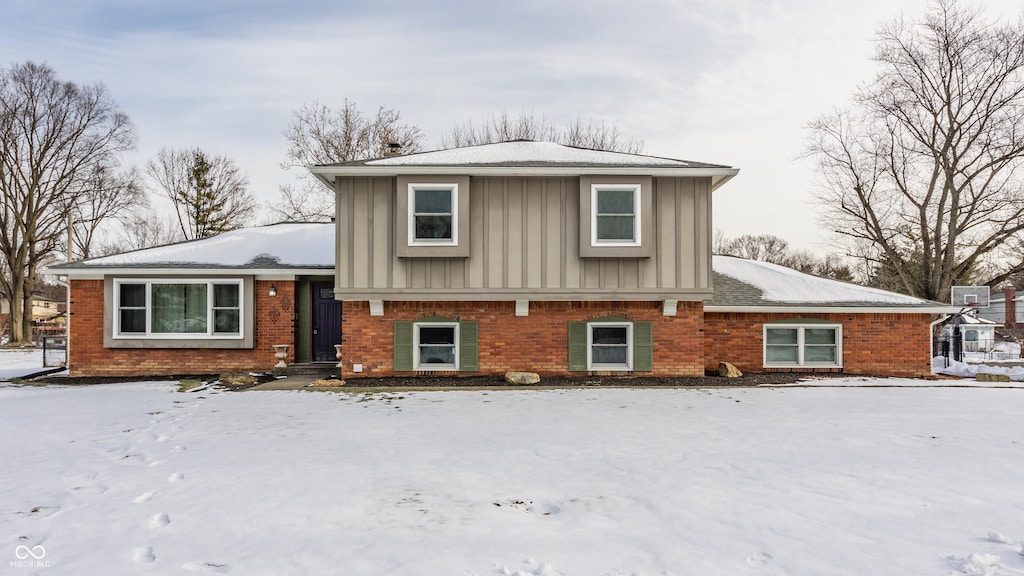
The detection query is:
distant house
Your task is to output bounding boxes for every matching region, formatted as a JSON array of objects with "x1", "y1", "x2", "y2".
[
  {"x1": 1, "y1": 292, "x2": 66, "y2": 339},
  {"x1": 46, "y1": 141, "x2": 956, "y2": 378},
  {"x1": 975, "y1": 288, "x2": 1024, "y2": 328},
  {"x1": 940, "y1": 313, "x2": 999, "y2": 352}
]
